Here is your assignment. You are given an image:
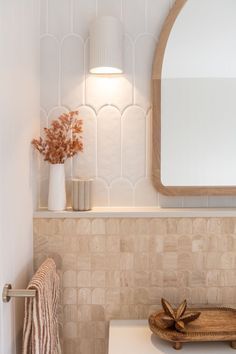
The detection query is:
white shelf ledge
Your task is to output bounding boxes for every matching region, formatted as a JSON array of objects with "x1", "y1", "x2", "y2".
[
  {"x1": 109, "y1": 320, "x2": 231, "y2": 354},
  {"x1": 33, "y1": 207, "x2": 236, "y2": 218}
]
